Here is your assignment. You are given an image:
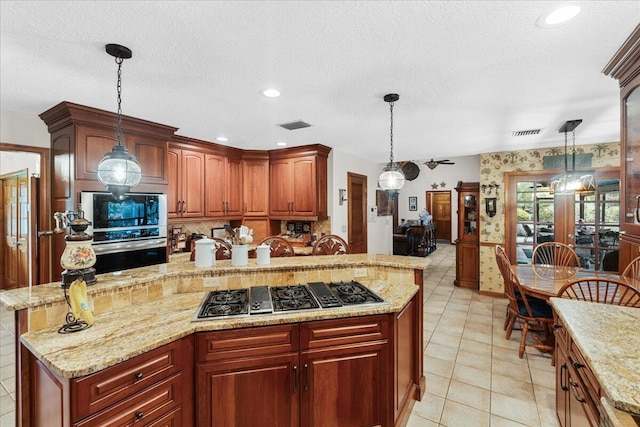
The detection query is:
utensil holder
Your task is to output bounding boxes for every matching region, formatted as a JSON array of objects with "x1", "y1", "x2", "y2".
[{"x1": 231, "y1": 244, "x2": 249, "y2": 266}]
